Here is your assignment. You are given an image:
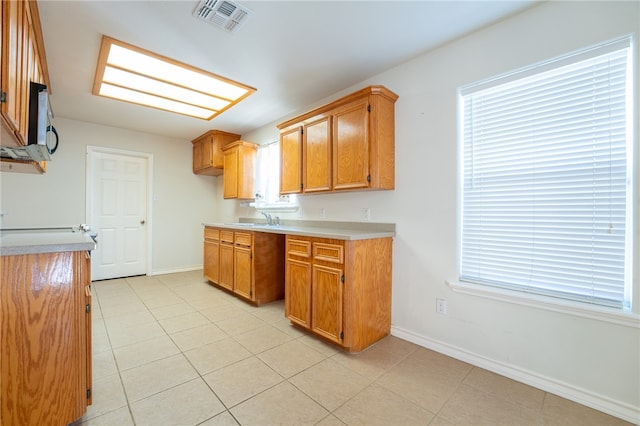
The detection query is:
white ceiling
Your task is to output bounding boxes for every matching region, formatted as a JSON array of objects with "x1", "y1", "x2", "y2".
[{"x1": 38, "y1": 0, "x2": 537, "y2": 141}]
